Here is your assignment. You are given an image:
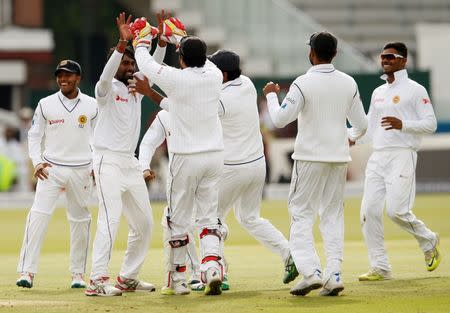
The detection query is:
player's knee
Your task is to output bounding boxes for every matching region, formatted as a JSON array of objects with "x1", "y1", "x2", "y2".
[
  {"x1": 169, "y1": 234, "x2": 190, "y2": 249},
  {"x1": 199, "y1": 227, "x2": 222, "y2": 241}
]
